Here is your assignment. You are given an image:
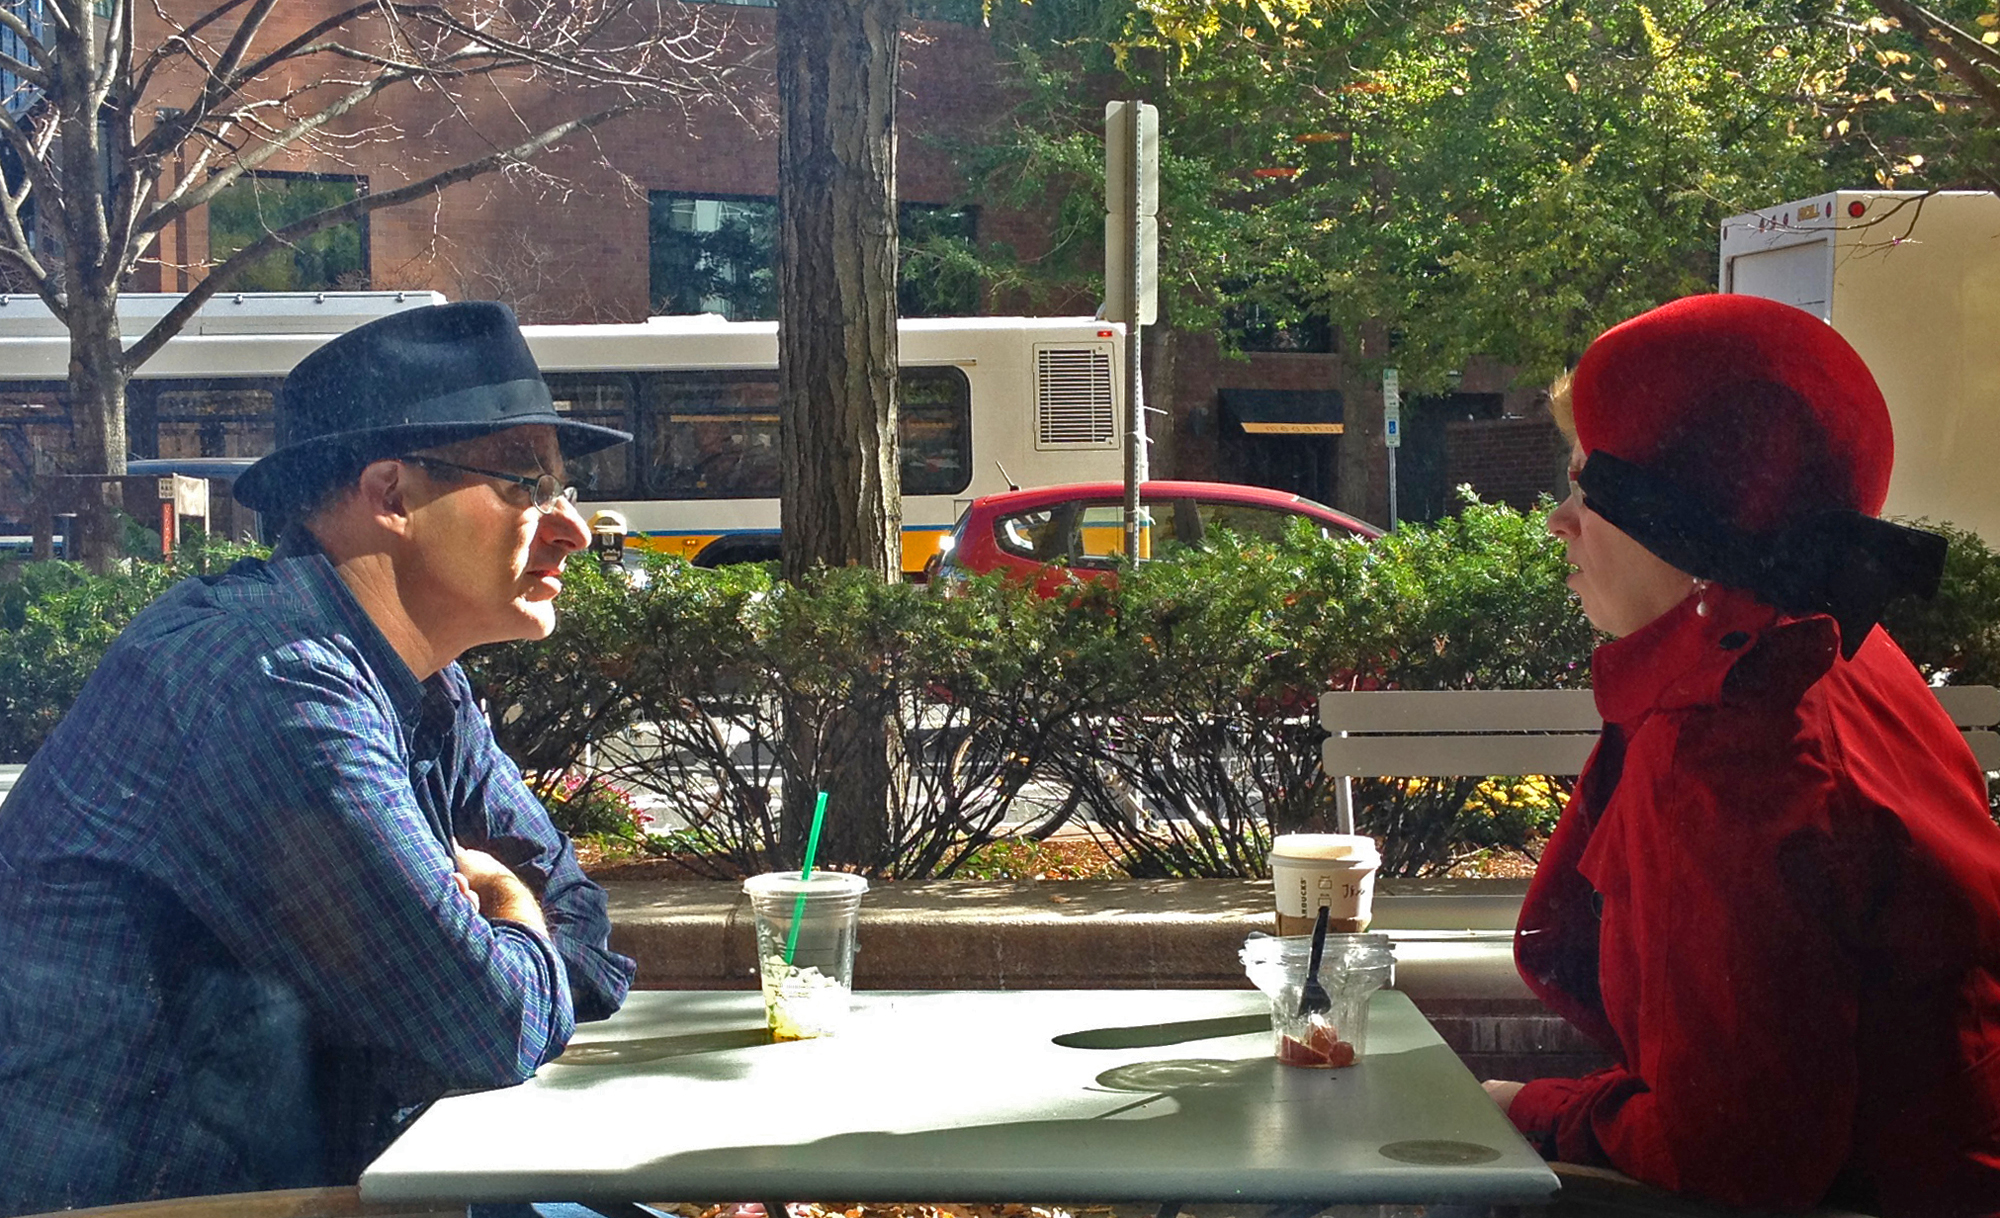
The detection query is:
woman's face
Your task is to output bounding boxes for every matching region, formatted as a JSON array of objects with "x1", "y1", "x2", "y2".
[{"x1": 1548, "y1": 448, "x2": 1698, "y2": 637}]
